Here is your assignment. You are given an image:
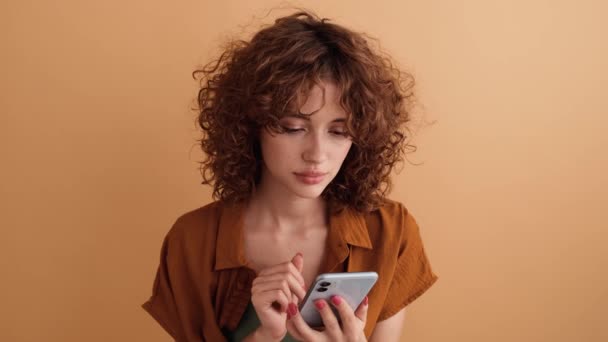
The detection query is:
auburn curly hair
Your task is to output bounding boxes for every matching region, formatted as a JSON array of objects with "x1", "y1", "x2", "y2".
[{"x1": 193, "y1": 10, "x2": 417, "y2": 213}]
